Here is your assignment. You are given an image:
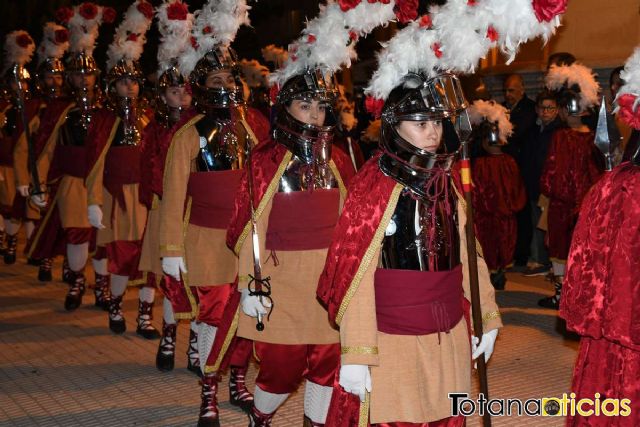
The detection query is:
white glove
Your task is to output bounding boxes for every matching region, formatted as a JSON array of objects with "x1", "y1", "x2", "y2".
[
  {"x1": 240, "y1": 288, "x2": 271, "y2": 318},
  {"x1": 162, "y1": 256, "x2": 187, "y2": 281},
  {"x1": 88, "y1": 204, "x2": 105, "y2": 229},
  {"x1": 17, "y1": 185, "x2": 29, "y2": 197},
  {"x1": 339, "y1": 364, "x2": 372, "y2": 402},
  {"x1": 472, "y1": 329, "x2": 499, "y2": 365},
  {"x1": 30, "y1": 193, "x2": 47, "y2": 208}
]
